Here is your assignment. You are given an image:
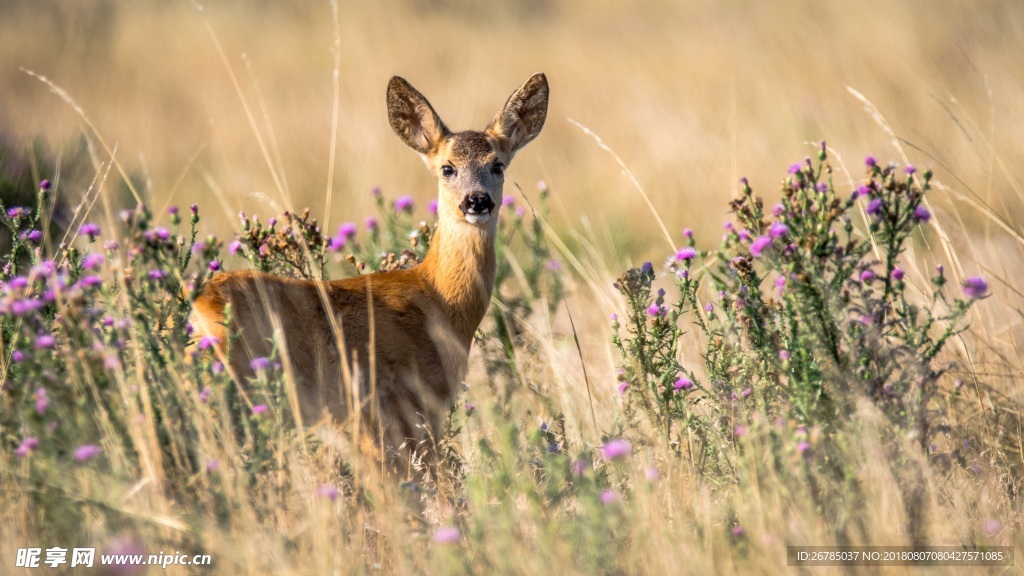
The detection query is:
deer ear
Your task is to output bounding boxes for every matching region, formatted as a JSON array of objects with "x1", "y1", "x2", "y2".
[
  {"x1": 387, "y1": 76, "x2": 450, "y2": 155},
  {"x1": 486, "y1": 73, "x2": 549, "y2": 155}
]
